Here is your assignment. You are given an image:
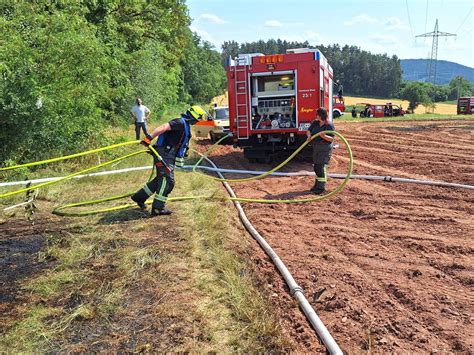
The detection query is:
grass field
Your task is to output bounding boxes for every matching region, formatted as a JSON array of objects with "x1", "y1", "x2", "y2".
[
  {"x1": 342, "y1": 96, "x2": 457, "y2": 115},
  {"x1": 338, "y1": 113, "x2": 474, "y2": 123},
  {"x1": 213, "y1": 92, "x2": 458, "y2": 115}
]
